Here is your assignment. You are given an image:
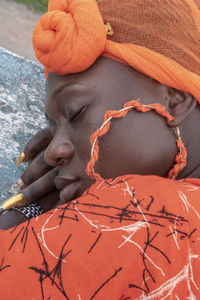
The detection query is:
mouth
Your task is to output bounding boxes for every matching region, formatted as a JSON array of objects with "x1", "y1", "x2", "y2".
[{"x1": 54, "y1": 177, "x2": 81, "y2": 203}]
